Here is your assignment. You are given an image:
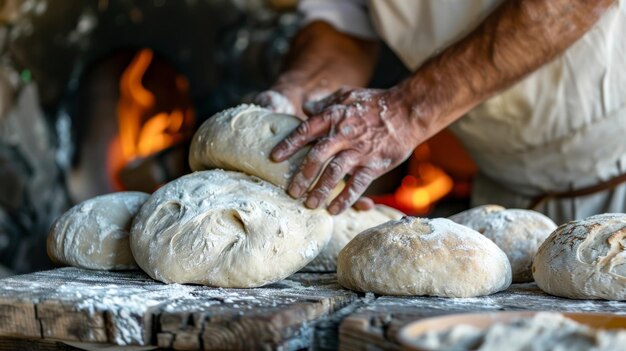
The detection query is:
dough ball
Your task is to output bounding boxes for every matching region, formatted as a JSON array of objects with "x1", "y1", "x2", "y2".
[
  {"x1": 533, "y1": 213, "x2": 626, "y2": 300},
  {"x1": 189, "y1": 104, "x2": 305, "y2": 189},
  {"x1": 130, "y1": 170, "x2": 333, "y2": 288},
  {"x1": 188, "y1": 104, "x2": 344, "y2": 197},
  {"x1": 47, "y1": 192, "x2": 149, "y2": 270},
  {"x1": 449, "y1": 205, "x2": 557, "y2": 283},
  {"x1": 302, "y1": 205, "x2": 405, "y2": 272},
  {"x1": 337, "y1": 217, "x2": 512, "y2": 297}
]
